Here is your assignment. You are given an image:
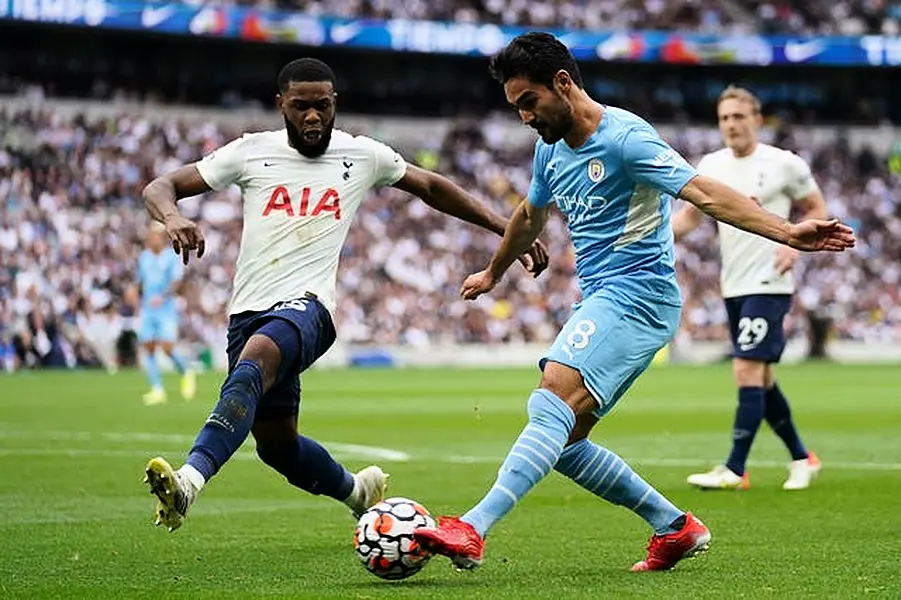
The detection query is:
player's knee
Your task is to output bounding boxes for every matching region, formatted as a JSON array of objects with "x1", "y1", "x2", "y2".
[
  {"x1": 253, "y1": 419, "x2": 296, "y2": 463},
  {"x1": 239, "y1": 334, "x2": 282, "y2": 390},
  {"x1": 143, "y1": 341, "x2": 157, "y2": 353},
  {"x1": 566, "y1": 411, "x2": 598, "y2": 446},
  {"x1": 538, "y1": 361, "x2": 598, "y2": 417},
  {"x1": 733, "y1": 358, "x2": 766, "y2": 387},
  {"x1": 763, "y1": 365, "x2": 775, "y2": 389},
  {"x1": 254, "y1": 441, "x2": 285, "y2": 471},
  {"x1": 251, "y1": 417, "x2": 297, "y2": 448}
]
